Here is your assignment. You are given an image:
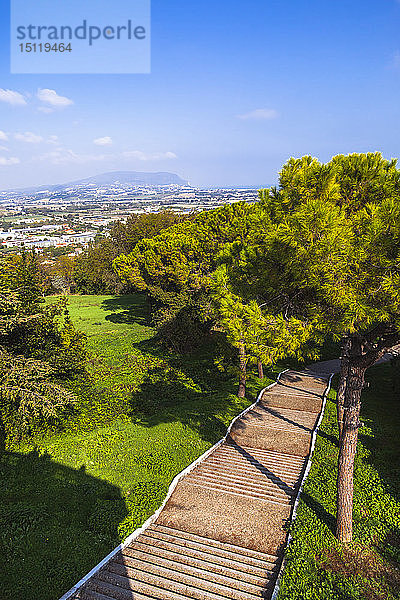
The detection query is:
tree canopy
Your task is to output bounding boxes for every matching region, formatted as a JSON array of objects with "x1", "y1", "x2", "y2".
[{"x1": 114, "y1": 152, "x2": 400, "y2": 542}]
